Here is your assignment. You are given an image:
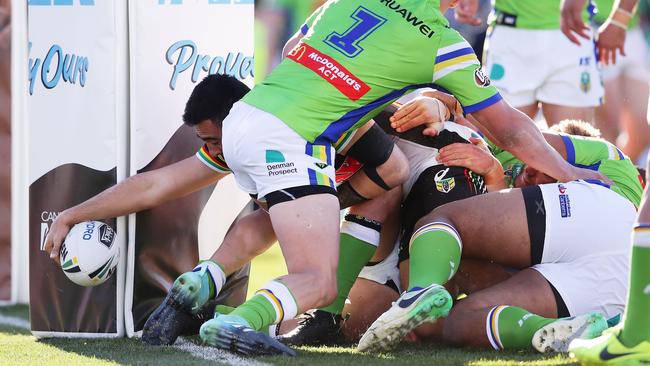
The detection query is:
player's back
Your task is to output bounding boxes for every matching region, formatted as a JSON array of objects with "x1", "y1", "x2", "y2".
[{"x1": 244, "y1": 0, "x2": 447, "y2": 145}]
